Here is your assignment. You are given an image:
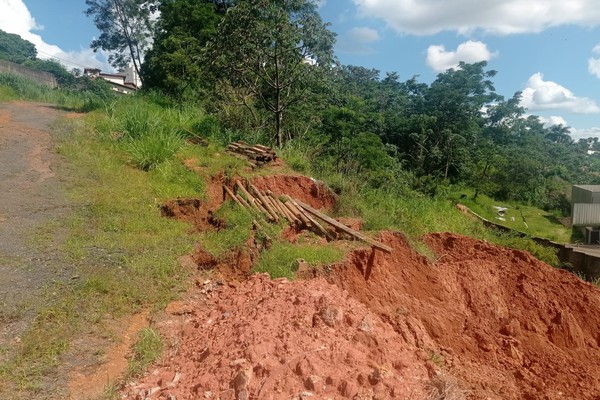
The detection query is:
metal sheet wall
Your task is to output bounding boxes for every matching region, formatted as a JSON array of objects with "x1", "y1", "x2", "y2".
[{"x1": 573, "y1": 203, "x2": 600, "y2": 226}]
